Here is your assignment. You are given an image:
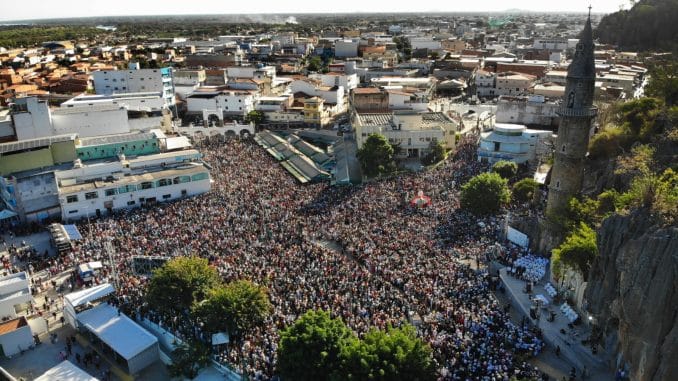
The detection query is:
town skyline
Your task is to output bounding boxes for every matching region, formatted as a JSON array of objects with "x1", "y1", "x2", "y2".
[{"x1": 2, "y1": 0, "x2": 626, "y2": 22}]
